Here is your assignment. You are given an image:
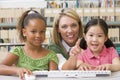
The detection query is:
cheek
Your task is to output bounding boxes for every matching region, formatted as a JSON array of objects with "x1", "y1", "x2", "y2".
[{"x1": 58, "y1": 29, "x2": 66, "y2": 36}]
